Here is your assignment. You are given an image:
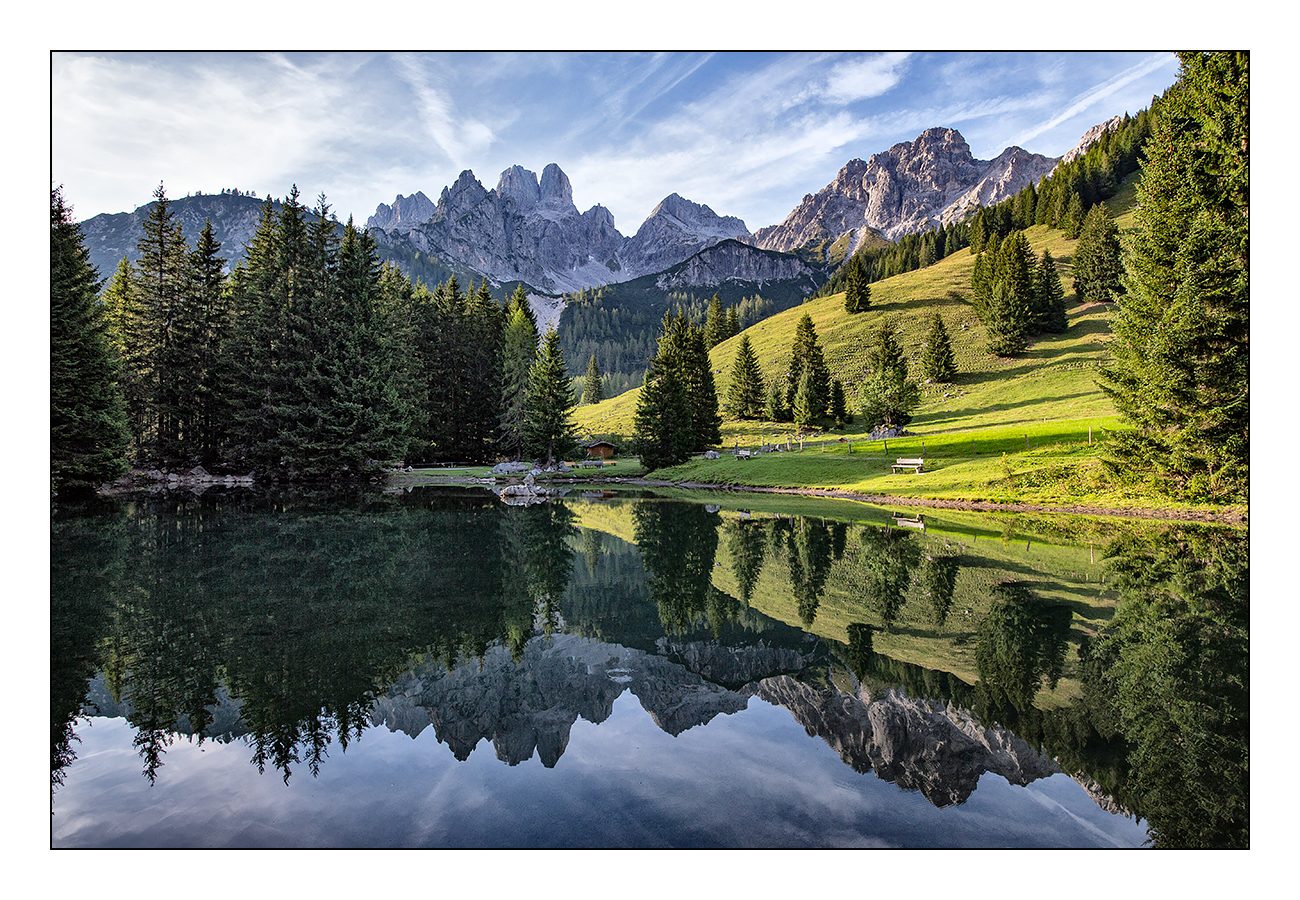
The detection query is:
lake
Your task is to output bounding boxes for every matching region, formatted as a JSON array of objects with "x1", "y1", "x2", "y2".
[{"x1": 50, "y1": 485, "x2": 1247, "y2": 848}]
